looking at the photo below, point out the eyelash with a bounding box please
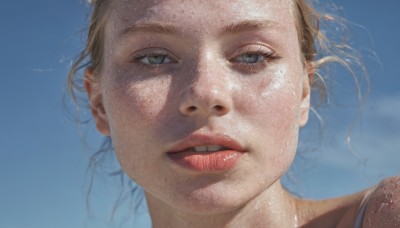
[131,50,177,67]
[130,48,281,73]
[230,50,281,73]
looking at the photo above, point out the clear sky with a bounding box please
[1,1,399,228]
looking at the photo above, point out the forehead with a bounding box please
[108,0,297,36]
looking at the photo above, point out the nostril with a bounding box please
[213,105,224,112]
[187,106,197,112]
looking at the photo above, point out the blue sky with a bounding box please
[0,1,399,228]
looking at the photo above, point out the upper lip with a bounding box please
[167,133,246,153]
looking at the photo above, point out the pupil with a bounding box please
[149,55,165,64]
[243,54,259,63]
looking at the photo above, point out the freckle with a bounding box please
[378,202,389,212]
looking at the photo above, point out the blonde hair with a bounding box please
[67,0,368,220]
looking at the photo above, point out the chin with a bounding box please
[179,193,248,215]
[167,178,263,215]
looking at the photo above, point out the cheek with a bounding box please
[100,75,173,175]
[236,67,302,168]
[238,67,302,131]
[104,76,172,130]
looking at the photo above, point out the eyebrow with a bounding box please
[220,20,280,36]
[120,23,178,37]
[119,20,279,37]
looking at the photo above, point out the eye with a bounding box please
[232,53,266,64]
[136,54,174,65]
[229,46,281,74]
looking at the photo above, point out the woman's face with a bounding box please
[90,0,311,213]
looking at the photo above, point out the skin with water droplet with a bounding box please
[95,1,305,227]
[86,0,400,227]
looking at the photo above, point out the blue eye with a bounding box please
[229,50,281,73]
[233,53,265,64]
[136,54,173,65]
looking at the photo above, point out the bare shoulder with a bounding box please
[297,177,400,228]
[362,176,400,228]
[297,190,367,228]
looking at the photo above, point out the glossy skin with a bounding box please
[85,0,400,227]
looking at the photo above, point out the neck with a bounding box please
[146,181,299,228]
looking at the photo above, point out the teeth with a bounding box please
[194,146,207,152]
[208,145,223,152]
[193,145,224,152]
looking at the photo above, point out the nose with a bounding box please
[179,65,232,117]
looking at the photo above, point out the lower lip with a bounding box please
[168,150,243,172]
